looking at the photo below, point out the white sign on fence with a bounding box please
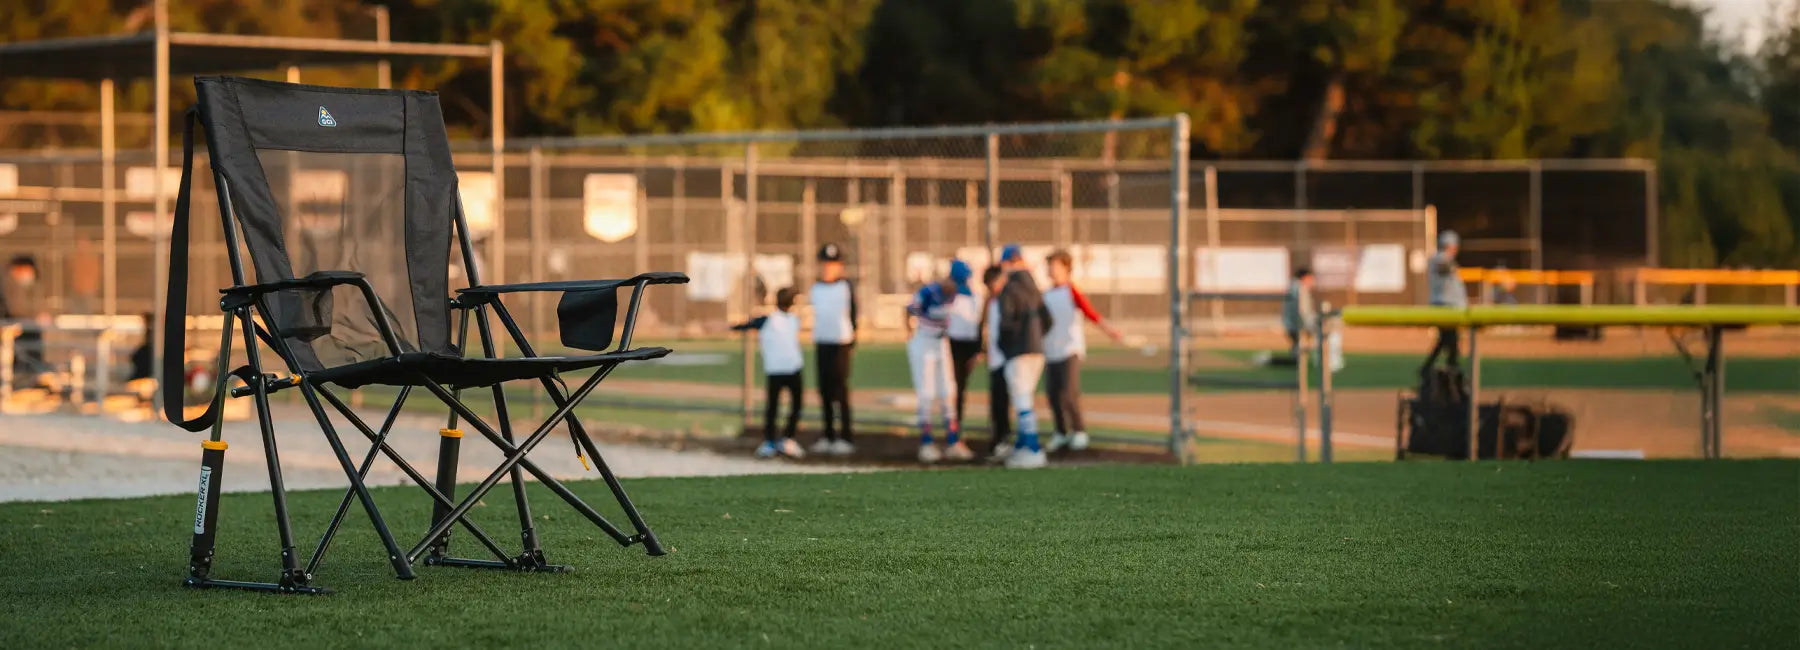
[0,164,16,196]
[456,171,496,237]
[1354,244,1409,293]
[686,252,796,302]
[125,210,171,238]
[125,167,181,200]
[582,173,639,243]
[1195,247,1290,293]
[1076,244,1167,295]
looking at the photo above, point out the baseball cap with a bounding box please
[1000,243,1023,262]
[818,243,843,262]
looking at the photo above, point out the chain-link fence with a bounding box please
[2,117,1672,457]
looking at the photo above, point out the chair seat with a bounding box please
[310,348,671,389]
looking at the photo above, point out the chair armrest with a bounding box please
[455,272,689,303]
[220,270,367,308]
[219,270,404,356]
[455,272,687,352]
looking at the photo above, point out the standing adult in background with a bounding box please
[1421,231,1468,371]
[808,243,858,456]
[1264,267,1317,368]
[994,244,1054,469]
[0,255,50,386]
[943,259,983,434]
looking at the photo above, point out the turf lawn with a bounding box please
[1,461,1793,648]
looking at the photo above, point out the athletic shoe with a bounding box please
[944,441,975,461]
[829,439,856,456]
[1252,350,1273,366]
[809,438,835,455]
[1047,433,1072,452]
[1069,432,1090,451]
[778,438,806,459]
[989,444,1013,462]
[1005,448,1048,469]
[754,441,780,459]
[917,444,943,464]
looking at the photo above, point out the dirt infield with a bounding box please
[1085,389,1800,459]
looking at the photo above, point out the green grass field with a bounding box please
[2,461,1793,648]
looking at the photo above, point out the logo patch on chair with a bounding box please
[317,106,337,127]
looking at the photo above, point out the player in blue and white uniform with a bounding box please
[906,273,973,463]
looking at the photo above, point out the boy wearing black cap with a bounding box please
[808,243,858,456]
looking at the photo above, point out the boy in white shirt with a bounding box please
[1042,249,1126,453]
[808,243,858,456]
[731,287,805,459]
[943,260,984,435]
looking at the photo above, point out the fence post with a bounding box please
[527,146,546,338]
[985,132,1000,265]
[741,143,759,429]
[1204,166,1221,329]
[1318,315,1334,463]
[802,178,817,288]
[888,160,906,291]
[1168,114,1191,461]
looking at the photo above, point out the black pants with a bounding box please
[814,342,854,441]
[10,330,45,387]
[1268,330,1302,367]
[762,372,802,442]
[1046,357,1085,435]
[986,366,1011,453]
[948,339,982,430]
[1422,326,1461,371]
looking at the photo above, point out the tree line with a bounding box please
[3,0,1796,267]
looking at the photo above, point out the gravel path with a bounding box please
[0,408,862,503]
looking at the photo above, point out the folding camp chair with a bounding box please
[164,76,684,594]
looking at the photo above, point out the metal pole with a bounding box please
[1467,326,1480,462]
[1644,165,1659,267]
[1204,166,1221,329]
[1106,169,1122,320]
[373,5,392,89]
[1295,325,1309,463]
[801,178,817,285]
[1707,326,1724,459]
[1529,161,1543,303]
[150,0,170,417]
[490,41,507,285]
[985,132,999,265]
[1167,114,1190,460]
[1318,316,1334,463]
[741,143,758,428]
[100,78,116,319]
[527,146,545,337]
[888,161,905,291]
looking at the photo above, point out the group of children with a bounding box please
[736,242,1122,470]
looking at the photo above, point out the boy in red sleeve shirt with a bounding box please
[1041,250,1125,452]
